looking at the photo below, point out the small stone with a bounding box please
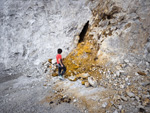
[119,70,125,75]
[124,59,129,63]
[121,109,125,113]
[132,102,136,105]
[109,80,112,83]
[146,62,149,66]
[47,83,51,86]
[81,81,85,85]
[63,95,67,98]
[43,61,50,66]
[118,105,122,110]
[127,82,131,85]
[125,78,128,81]
[137,71,146,76]
[128,63,133,67]
[135,72,139,76]
[27,75,32,77]
[43,84,47,86]
[145,68,150,75]
[141,82,150,86]
[76,73,90,79]
[120,85,125,89]
[88,76,97,87]
[102,102,107,108]
[68,76,77,81]
[116,71,120,76]
[52,72,58,77]
[85,82,90,88]
[135,96,140,101]
[48,59,52,63]
[126,92,135,97]
[137,105,144,109]
[113,95,121,100]
[73,99,77,103]
[121,96,128,101]
[114,74,117,77]
[122,64,127,68]
[116,65,122,70]
[111,101,114,104]
[142,98,150,106]
[113,110,118,113]
[52,59,56,64]
[84,110,87,113]
[131,98,135,101]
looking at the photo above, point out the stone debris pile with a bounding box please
[44,57,150,112]
[98,62,150,112]
[43,0,150,112]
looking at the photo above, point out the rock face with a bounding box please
[0,0,93,77]
[0,0,150,79]
[91,0,150,71]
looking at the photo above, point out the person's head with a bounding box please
[57,48,62,54]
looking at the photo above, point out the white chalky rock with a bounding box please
[125,78,128,81]
[124,60,129,63]
[116,71,120,76]
[120,85,125,89]
[76,73,90,78]
[102,102,107,108]
[73,99,77,103]
[119,70,125,75]
[135,72,139,76]
[88,76,97,87]
[118,105,122,110]
[121,96,128,101]
[146,62,149,66]
[85,82,90,88]
[52,59,57,65]
[113,110,118,113]
[126,92,135,97]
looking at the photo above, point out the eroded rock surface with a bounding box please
[0,0,94,78]
[0,0,150,113]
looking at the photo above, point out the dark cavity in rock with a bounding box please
[79,21,89,43]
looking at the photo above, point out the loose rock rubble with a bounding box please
[1,0,150,112]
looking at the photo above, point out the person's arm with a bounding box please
[58,58,63,67]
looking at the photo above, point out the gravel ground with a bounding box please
[0,75,82,113]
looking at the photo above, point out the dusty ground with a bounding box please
[45,75,118,113]
[0,75,82,113]
[1,72,149,113]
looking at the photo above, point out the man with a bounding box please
[56,48,66,80]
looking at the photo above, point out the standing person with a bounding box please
[56,48,66,80]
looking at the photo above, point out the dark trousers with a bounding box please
[58,64,66,76]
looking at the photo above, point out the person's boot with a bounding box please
[59,75,64,80]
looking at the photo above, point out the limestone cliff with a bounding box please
[1,0,150,112]
[63,0,150,79]
[0,0,150,79]
[92,0,150,72]
[0,0,94,77]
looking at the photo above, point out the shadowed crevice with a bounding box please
[79,21,89,43]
